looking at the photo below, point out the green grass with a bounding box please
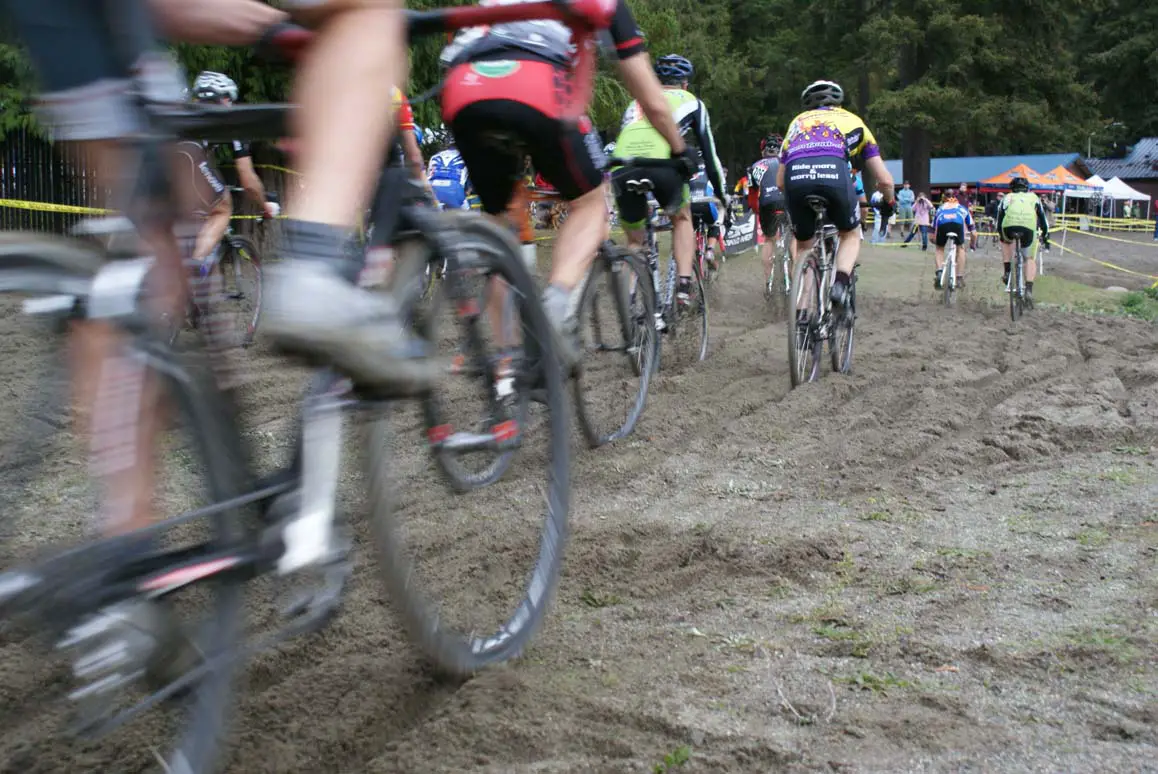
[653,746,692,773]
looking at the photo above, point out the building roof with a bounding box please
[1086,138,1158,180]
[884,153,1082,187]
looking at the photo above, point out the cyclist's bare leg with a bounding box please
[761,238,775,285]
[934,244,945,272]
[1001,238,1014,280]
[957,243,967,277]
[546,182,612,291]
[670,206,695,278]
[1024,240,1037,283]
[834,228,860,276]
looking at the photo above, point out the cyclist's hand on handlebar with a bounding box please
[672,147,699,181]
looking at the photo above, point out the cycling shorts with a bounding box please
[1000,226,1035,248]
[783,157,859,241]
[442,58,605,213]
[934,221,965,248]
[758,205,786,238]
[691,201,720,238]
[4,2,183,140]
[612,166,687,230]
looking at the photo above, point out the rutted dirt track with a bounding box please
[1,243,1156,773]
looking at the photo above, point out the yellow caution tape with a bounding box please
[0,198,113,215]
[1059,226,1158,249]
[1051,240,1158,287]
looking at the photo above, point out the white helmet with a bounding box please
[192,71,239,103]
[801,80,844,109]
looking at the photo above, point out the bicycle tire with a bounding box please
[219,235,263,347]
[574,245,658,448]
[669,259,709,365]
[1010,247,1023,322]
[788,250,822,388]
[0,233,250,774]
[943,244,955,307]
[831,268,856,375]
[367,212,571,677]
[766,221,791,320]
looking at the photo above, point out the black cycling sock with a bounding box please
[835,270,851,287]
[678,276,692,293]
[1026,281,1034,291]
[282,218,361,282]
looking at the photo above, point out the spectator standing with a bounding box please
[957,182,979,250]
[903,192,933,250]
[897,181,915,231]
[870,190,884,243]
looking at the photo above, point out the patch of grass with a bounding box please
[1120,291,1158,321]
[579,589,623,608]
[813,624,872,657]
[1099,468,1139,484]
[1006,512,1048,534]
[787,598,848,626]
[858,511,893,523]
[1113,445,1151,456]
[653,746,692,773]
[1061,628,1140,664]
[834,671,915,695]
[882,575,940,596]
[935,547,991,561]
[1074,528,1111,548]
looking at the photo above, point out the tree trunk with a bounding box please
[902,127,931,195]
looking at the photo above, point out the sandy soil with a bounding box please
[0,240,1155,773]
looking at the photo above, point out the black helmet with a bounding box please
[801,80,844,109]
[1010,176,1029,192]
[655,54,694,85]
[760,132,784,154]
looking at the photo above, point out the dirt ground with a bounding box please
[0,238,1155,773]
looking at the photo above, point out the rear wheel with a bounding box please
[216,236,262,348]
[942,246,955,307]
[1010,249,1023,322]
[574,245,659,448]
[831,267,856,374]
[788,251,822,387]
[669,259,709,365]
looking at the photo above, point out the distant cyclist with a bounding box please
[998,176,1051,302]
[749,132,791,291]
[932,193,973,289]
[427,136,472,211]
[689,163,726,274]
[778,79,895,316]
[614,53,728,312]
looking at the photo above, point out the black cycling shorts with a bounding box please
[758,201,786,237]
[449,99,604,215]
[1000,226,1035,248]
[934,222,966,248]
[783,157,859,241]
[691,202,720,238]
[613,166,686,229]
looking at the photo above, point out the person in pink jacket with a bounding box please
[902,192,934,250]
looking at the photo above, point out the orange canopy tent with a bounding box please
[1044,165,1098,189]
[978,163,1062,192]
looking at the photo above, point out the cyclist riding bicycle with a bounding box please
[689,163,726,273]
[185,72,278,262]
[438,4,695,367]
[613,54,729,311]
[427,135,472,211]
[998,176,1051,301]
[777,79,895,314]
[932,193,973,289]
[749,132,792,289]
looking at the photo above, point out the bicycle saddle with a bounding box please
[626,179,655,194]
[804,195,828,213]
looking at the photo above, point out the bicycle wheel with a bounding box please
[943,248,955,307]
[216,235,262,347]
[0,234,250,774]
[669,259,709,365]
[1010,248,1023,322]
[391,221,528,493]
[367,212,571,676]
[831,267,856,375]
[788,251,822,388]
[574,245,659,448]
[766,221,791,320]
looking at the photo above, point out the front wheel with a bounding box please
[668,259,709,366]
[1009,250,1023,322]
[216,236,263,348]
[574,246,659,448]
[367,212,571,677]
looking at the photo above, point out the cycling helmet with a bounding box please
[801,80,844,109]
[760,132,784,154]
[655,55,694,85]
[192,71,238,103]
[1010,176,1029,192]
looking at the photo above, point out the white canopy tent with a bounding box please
[1060,174,1104,199]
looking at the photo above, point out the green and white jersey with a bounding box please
[615,87,726,198]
